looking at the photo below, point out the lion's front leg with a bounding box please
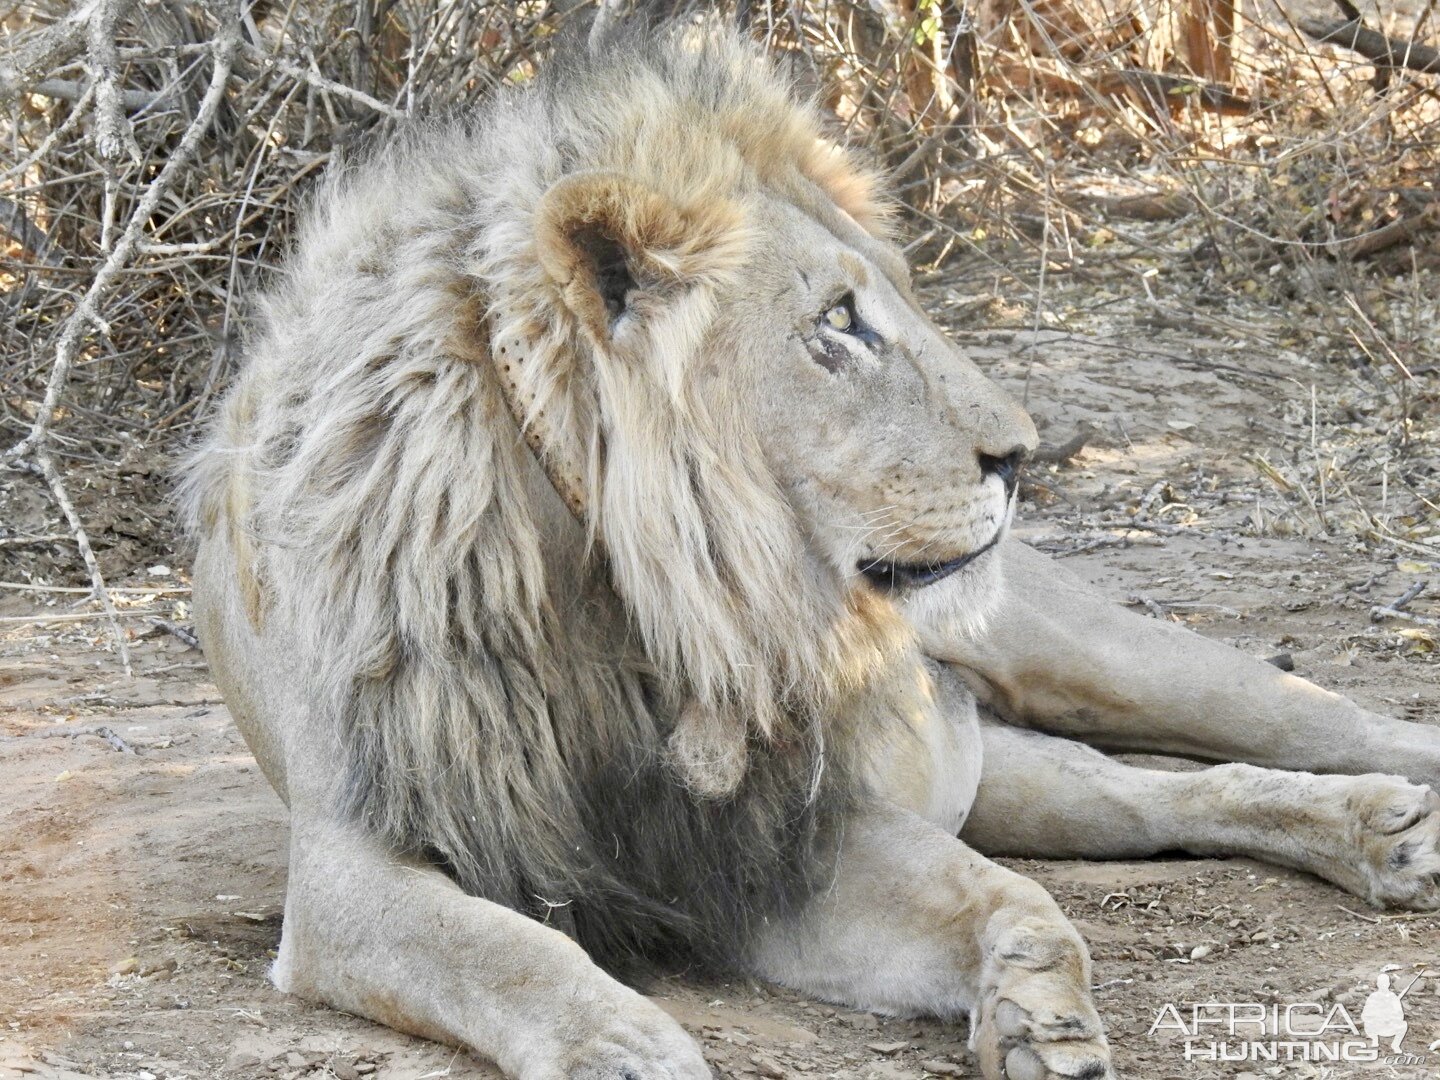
[277,814,709,1080]
[747,804,1114,1080]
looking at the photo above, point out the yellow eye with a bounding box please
[823,302,853,332]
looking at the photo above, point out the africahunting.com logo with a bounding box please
[1148,971,1438,1067]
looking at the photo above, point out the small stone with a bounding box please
[285,1051,307,1069]
[867,1042,909,1055]
[332,1061,360,1080]
[1190,944,1213,962]
[919,1061,965,1077]
[751,1054,786,1078]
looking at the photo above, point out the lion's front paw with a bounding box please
[973,921,1115,1080]
[1349,778,1440,910]
[522,991,710,1080]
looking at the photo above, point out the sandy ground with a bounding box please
[3,312,1439,1080]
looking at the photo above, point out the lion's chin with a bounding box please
[856,528,1004,593]
[888,536,1007,647]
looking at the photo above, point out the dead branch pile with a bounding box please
[2,0,1438,630]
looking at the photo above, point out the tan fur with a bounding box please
[183,18,1440,1080]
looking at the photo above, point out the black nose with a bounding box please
[978,446,1027,496]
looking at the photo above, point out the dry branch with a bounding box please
[28,78,156,109]
[0,0,138,104]
[1298,16,1440,75]
[1097,68,1261,115]
[26,453,132,677]
[238,41,406,119]
[87,0,141,165]
[1033,430,1091,464]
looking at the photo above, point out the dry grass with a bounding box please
[1,0,1437,608]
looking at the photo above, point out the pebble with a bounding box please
[751,1054,787,1078]
[918,1061,965,1077]
[867,1041,908,1055]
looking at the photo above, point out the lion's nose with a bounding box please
[978,445,1027,496]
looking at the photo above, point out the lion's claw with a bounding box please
[982,996,1113,1080]
[1348,778,1440,909]
[523,992,711,1080]
[974,921,1115,1080]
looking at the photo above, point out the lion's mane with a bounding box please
[183,21,921,966]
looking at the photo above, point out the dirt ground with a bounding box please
[3,302,1440,1080]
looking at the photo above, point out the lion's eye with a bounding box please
[822,296,856,333]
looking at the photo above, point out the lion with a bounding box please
[182,14,1440,1080]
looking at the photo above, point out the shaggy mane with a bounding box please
[182,18,919,967]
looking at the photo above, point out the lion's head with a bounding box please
[474,23,1037,762]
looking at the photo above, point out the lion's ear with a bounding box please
[534,172,745,342]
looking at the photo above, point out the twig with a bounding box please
[1030,533,1167,556]
[1373,580,1427,617]
[239,41,405,119]
[1337,904,1384,924]
[1127,593,1174,619]
[1371,607,1440,629]
[1371,581,1434,626]
[1338,904,1438,923]
[0,198,57,263]
[0,582,189,595]
[1032,429,1090,464]
[42,724,138,754]
[149,618,201,650]
[0,6,239,676]
[30,453,132,677]
[589,0,633,52]
[28,78,156,109]
[0,609,162,626]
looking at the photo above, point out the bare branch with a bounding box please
[239,40,406,119]
[0,0,138,104]
[87,0,141,165]
[25,453,133,678]
[27,77,155,109]
[1299,16,1440,74]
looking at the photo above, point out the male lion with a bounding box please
[184,15,1440,1080]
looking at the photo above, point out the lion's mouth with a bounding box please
[857,529,1003,592]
